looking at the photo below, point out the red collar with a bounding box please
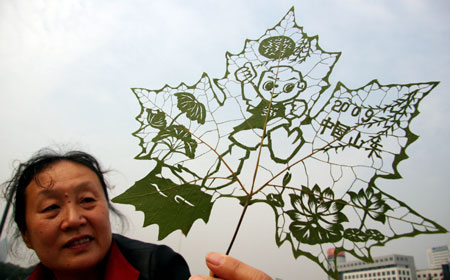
[104,240,140,279]
[28,240,140,280]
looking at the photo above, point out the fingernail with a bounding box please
[206,252,225,266]
[189,277,203,280]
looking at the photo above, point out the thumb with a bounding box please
[205,252,272,280]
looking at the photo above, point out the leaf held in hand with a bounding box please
[114,6,446,279]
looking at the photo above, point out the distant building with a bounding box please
[327,248,346,280]
[327,248,346,264]
[427,245,450,269]
[416,245,450,280]
[416,267,445,280]
[337,254,417,280]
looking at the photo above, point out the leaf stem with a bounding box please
[225,194,252,255]
[228,23,291,255]
[249,46,284,194]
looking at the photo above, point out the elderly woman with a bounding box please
[3,149,271,280]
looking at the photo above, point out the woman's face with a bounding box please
[22,160,112,274]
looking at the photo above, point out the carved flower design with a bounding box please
[175,92,206,124]
[348,186,391,223]
[152,125,197,159]
[287,185,348,245]
[343,228,385,242]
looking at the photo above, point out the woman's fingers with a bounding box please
[190,252,272,280]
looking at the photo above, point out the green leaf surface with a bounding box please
[112,163,213,240]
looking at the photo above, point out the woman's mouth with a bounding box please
[64,237,93,248]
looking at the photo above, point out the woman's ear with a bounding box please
[21,231,33,249]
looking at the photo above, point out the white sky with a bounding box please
[0,0,449,279]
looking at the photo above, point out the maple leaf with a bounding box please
[113,7,447,279]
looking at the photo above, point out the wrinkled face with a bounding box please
[22,161,112,274]
[257,66,306,102]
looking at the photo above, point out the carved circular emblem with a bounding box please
[259,35,296,59]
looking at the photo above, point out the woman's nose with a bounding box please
[60,204,87,231]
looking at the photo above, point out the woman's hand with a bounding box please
[189,252,272,280]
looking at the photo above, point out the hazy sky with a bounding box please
[0,0,449,279]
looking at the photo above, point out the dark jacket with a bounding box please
[27,234,191,280]
[113,234,191,280]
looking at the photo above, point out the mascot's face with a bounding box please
[257,66,307,102]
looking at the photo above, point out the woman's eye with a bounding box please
[263,81,274,91]
[81,197,96,204]
[42,204,59,212]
